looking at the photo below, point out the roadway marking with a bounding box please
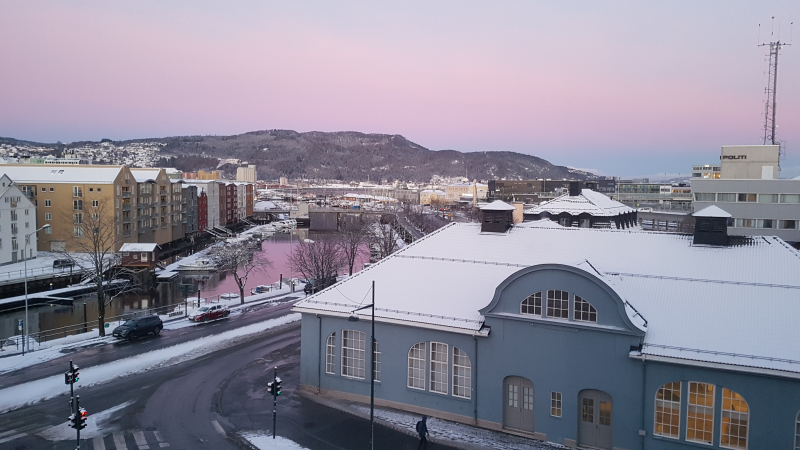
[152,431,169,447]
[0,429,20,438]
[113,432,128,450]
[92,435,106,450]
[133,430,149,449]
[211,420,226,436]
[0,432,26,444]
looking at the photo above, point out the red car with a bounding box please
[188,305,230,322]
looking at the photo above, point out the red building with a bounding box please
[118,243,161,269]
[197,190,208,232]
[218,183,227,228]
[245,184,254,217]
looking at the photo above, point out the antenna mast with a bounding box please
[759,17,790,147]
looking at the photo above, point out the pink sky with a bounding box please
[1,1,798,177]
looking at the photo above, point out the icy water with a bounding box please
[0,229,369,339]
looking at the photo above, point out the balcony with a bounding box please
[139,227,146,234]
[123,217,131,223]
[122,204,131,211]
[122,191,131,198]
[123,231,131,237]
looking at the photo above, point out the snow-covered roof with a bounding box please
[294,222,800,376]
[129,168,162,183]
[479,200,516,211]
[693,205,732,218]
[119,243,160,252]
[448,182,488,187]
[3,165,123,184]
[525,189,634,217]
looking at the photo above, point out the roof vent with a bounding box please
[692,205,731,246]
[568,181,581,196]
[479,200,515,233]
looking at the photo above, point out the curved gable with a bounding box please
[480,263,645,335]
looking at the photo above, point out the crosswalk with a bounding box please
[92,429,170,449]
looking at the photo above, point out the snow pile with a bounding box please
[240,432,310,449]
[0,314,300,413]
[352,406,566,450]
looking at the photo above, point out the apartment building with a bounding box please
[184,181,220,230]
[236,164,257,183]
[0,174,38,264]
[5,165,134,252]
[445,181,488,203]
[129,168,183,246]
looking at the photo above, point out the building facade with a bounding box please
[445,181,488,203]
[719,145,780,180]
[692,164,721,179]
[0,174,38,264]
[294,218,800,450]
[236,164,257,183]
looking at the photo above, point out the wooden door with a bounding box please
[503,376,535,433]
[578,389,613,450]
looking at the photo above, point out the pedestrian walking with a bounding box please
[416,415,428,450]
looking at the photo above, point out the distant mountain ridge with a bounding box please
[1,130,595,183]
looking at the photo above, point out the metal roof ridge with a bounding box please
[642,342,800,367]
[611,271,800,289]
[394,254,528,268]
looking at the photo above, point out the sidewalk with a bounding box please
[297,391,567,450]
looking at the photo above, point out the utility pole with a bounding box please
[759,18,791,148]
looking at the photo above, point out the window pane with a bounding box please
[582,398,594,422]
[547,290,569,319]
[686,382,714,445]
[325,332,336,374]
[551,391,562,417]
[718,193,736,202]
[341,330,365,379]
[720,388,748,450]
[655,382,681,439]
[758,194,778,203]
[430,342,448,394]
[521,292,542,315]
[781,194,800,204]
[407,343,426,389]
[781,220,798,230]
[695,193,715,201]
[452,347,471,399]
[373,340,381,382]
[508,384,518,407]
[574,296,597,322]
[600,401,612,426]
[737,193,757,202]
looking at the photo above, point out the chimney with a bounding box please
[479,201,515,233]
[692,206,731,246]
[568,181,581,197]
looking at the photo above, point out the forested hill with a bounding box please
[1,130,595,182]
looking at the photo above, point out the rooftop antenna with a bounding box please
[759,17,791,149]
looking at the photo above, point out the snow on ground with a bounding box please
[352,405,567,450]
[37,401,133,440]
[0,313,300,413]
[239,432,310,450]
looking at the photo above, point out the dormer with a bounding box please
[692,205,731,246]
[479,200,515,233]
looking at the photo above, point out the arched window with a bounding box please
[521,292,542,315]
[452,347,471,399]
[574,296,597,323]
[430,342,449,394]
[795,412,800,450]
[408,343,426,390]
[325,332,336,374]
[341,330,365,379]
[721,388,749,449]
[654,382,681,439]
[686,382,714,445]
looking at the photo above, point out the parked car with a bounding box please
[188,305,230,322]
[52,259,74,269]
[112,315,163,340]
[303,276,338,295]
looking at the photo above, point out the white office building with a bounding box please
[0,174,39,264]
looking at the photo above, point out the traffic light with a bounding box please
[266,381,273,395]
[65,371,72,385]
[77,408,88,429]
[274,377,282,396]
[64,365,80,384]
[72,366,80,383]
[68,413,77,429]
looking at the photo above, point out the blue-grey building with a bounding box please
[293,204,800,450]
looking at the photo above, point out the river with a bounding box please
[0,229,369,340]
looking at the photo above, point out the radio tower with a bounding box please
[759,18,790,146]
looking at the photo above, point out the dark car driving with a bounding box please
[112,315,163,340]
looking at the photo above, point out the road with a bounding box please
[0,297,456,450]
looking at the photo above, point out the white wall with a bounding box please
[0,176,38,265]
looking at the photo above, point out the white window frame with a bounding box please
[45,199,51,207]
[407,342,426,390]
[325,332,336,375]
[794,412,800,450]
[45,213,51,221]
[452,347,471,399]
[574,295,597,323]
[551,391,562,417]
[429,342,448,395]
[686,381,715,445]
[546,290,569,319]
[340,330,365,380]
[373,340,381,382]
[654,382,681,439]
[720,388,749,450]
[521,292,542,316]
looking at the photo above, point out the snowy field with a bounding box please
[0,313,300,413]
[240,432,310,450]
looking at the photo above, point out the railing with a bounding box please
[639,219,694,233]
[0,264,80,282]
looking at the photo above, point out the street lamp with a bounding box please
[23,224,51,355]
[348,280,375,450]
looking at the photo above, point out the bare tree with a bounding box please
[287,236,344,288]
[62,198,139,336]
[335,220,370,276]
[207,240,270,304]
[369,214,402,261]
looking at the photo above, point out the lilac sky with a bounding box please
[1,1,799,178]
